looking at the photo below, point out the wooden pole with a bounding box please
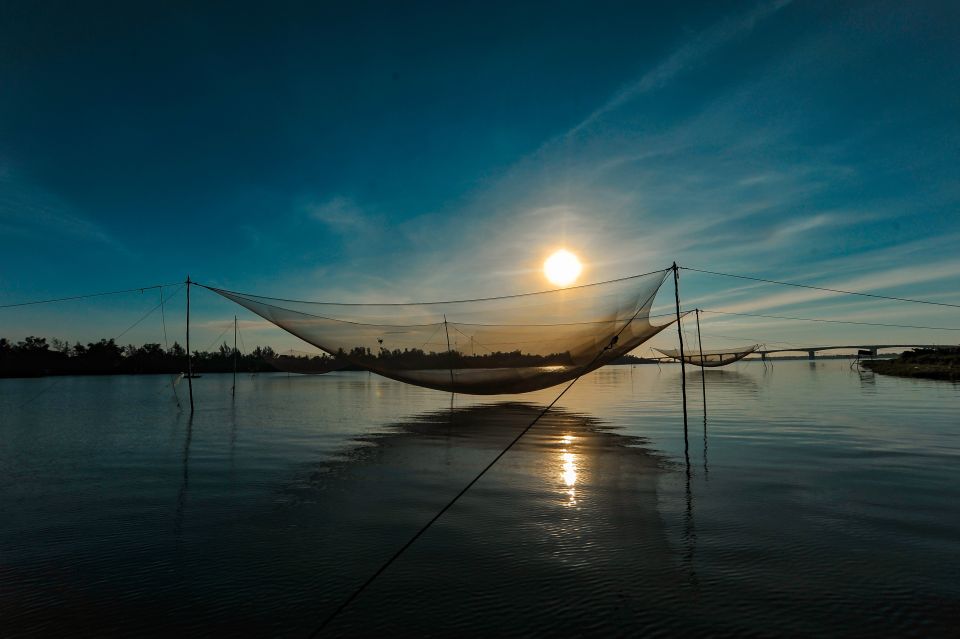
[443,315,455,394]
[695,308,707,418]
[672,263,688,459]
[232,315,237,398]
[695,308,709,475]
[186,276,194,414]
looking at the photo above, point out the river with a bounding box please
[1,361,958,636]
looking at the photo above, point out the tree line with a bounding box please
[323,346,652,370]
[0,336,655,378]
[0,336,291,378]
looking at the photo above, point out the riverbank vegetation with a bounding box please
[0,336,287,377]
[862,348,960,381]
[0,336,655,378]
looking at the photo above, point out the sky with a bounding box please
[1,0,959,355]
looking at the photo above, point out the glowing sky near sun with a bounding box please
[544,250,583,287]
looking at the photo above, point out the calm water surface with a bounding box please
[1,362,958,636]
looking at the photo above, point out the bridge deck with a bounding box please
[757,344,949,355]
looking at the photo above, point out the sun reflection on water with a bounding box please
[558,434,578,506]
[561,452,577,487]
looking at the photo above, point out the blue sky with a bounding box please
[1,0,958,353]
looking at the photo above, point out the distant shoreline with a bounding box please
[862,348,960,382]
[0,355,899,380]
[3,335,931,380]
[863,360,959,381]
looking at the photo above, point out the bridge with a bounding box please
[648,344,957,363]
[756,345,950,360]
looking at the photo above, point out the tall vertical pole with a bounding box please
[232,315,238,398]
[443,315,455,394]
[695,308,708,476]
[186,276,195,414]
[695,309,707,417]
[672,263,688,459]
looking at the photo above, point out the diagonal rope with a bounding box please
[413,322,444,353]
[17,285,185,409]
[201,323,234,354]
[681,266,960,309]
[307,272,674,637]
[237,323,248,355]
[115,285,186,341]
[450,323,497,356]
[159,286,182,409]
[0,283,180,309]
[701,308,960,331]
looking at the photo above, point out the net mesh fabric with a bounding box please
[267,350,344,375]
[656,345,759,367]
[203,268,672,394]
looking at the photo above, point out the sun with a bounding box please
[544,249,582,286]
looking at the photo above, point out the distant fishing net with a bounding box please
[200,267,672,394]
[656,345,759,368]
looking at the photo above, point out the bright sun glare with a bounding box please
[544,249,582,286]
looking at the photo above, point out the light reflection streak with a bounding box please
[559,433,578,506]
[562,452,577,487]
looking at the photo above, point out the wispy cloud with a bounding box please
[0,173,132,255]
[250,1,814,307]
[242,0,958,361]
[567,0,794,138]
[306,195,373,233]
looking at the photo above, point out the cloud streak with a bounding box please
[194,2,957,354]
[306,196,372,233]
[0,173,132,256]
[567,0,794,138]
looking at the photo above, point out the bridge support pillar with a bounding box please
[870,347,878,357]
[807,350,816,360]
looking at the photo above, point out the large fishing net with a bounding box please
[200,268,673,394]
[655,345,759,367]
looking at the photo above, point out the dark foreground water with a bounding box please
[1,362,958,637]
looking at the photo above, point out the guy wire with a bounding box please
[159,286,182,409]
[17,285,185,409]
[701,308,960,331]
[0,283,180,309]
[306,270,672,637]
[681,266,960,309]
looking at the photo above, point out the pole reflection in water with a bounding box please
[683,461,699,594]
[174,413,193,540]
[173,412,193,584]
